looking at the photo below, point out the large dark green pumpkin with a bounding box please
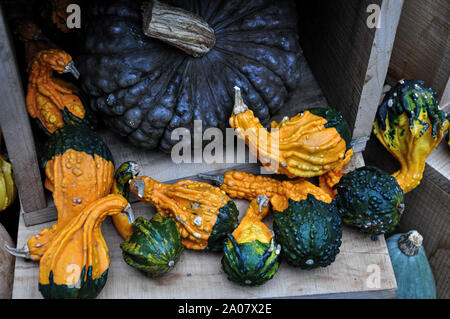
[273,195,342,269]
[221,235,280,286]
[334,166,404,236]
[120,214,184,278]
[77,0,302,151]
[387,231,436,299]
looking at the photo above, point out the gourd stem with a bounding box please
[141,0,216,58]
[233,86,249,115]
[398,230,423,256]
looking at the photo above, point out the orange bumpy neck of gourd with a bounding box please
[220,170,332,211]
[26,150,114,261]
[39,194,130,286]
[26,49,85,134]
[130,177,230,250]
[229,87,347,178]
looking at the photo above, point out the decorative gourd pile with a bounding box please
[6,1,443,299]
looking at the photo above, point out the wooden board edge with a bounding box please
[0,4,47,213]
[352,0,405,147]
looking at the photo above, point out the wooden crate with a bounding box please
[0,1,405,298]
[364,0,450,299]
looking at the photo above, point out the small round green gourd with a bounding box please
[120,214,184,278]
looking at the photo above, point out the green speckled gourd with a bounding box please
[335,166,404,236]
[373,79,449,193]
[387,231,436,299]
[120,214,184,278]
[273,194,342,269]
[222,195,281,286]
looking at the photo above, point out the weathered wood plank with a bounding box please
[12,198,397,299]
[352,0,404,150]
[387,0,450,99]
[0,4,46,213]
[297,0,403,152]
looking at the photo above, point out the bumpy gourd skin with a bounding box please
[77,0,302,151]
[273,195,342,269]
[373,79,449,193]
[130,177,239,251]
[219,170,332,211]
[26,124,114,261]
[318,148,354,198]
[230,87,352,178]
[222,196,281,286]
[38,194,132,299]
[26,49,91,135]
[121,214,184,278]
[335,166,404,236]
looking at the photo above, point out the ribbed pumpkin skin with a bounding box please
[77,0,302,151]
[222,237,280,286]
[335,166,404,235]
[387,233,436,299]
[273,195,342,269]
[121,215,184,278]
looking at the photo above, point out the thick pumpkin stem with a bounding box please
[141,0,216,57]
[398,230,423,256]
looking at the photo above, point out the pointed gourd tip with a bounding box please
[129,161,141,177]
[63,61,80,79]
[256,194,269,212]
[4,244,31,259]
[197,173,224,186]
[132,178,146,198]
[123,203,135,224]
[233,86,248,115]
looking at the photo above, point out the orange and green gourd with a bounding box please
[7,124,115,261]
[38,194,134,299]
[26,49,91,135]
[199,170,332,212]
[373,79,449,193]
[229,86,353,179]
[0,128,17,212]
[222,195,281,286]
[130,176,239,251]
[120,214,184,278]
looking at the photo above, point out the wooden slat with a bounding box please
[386,0,450,99]
[297,0,403,152]
[0,4,46,213]
[352,0,404,149]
